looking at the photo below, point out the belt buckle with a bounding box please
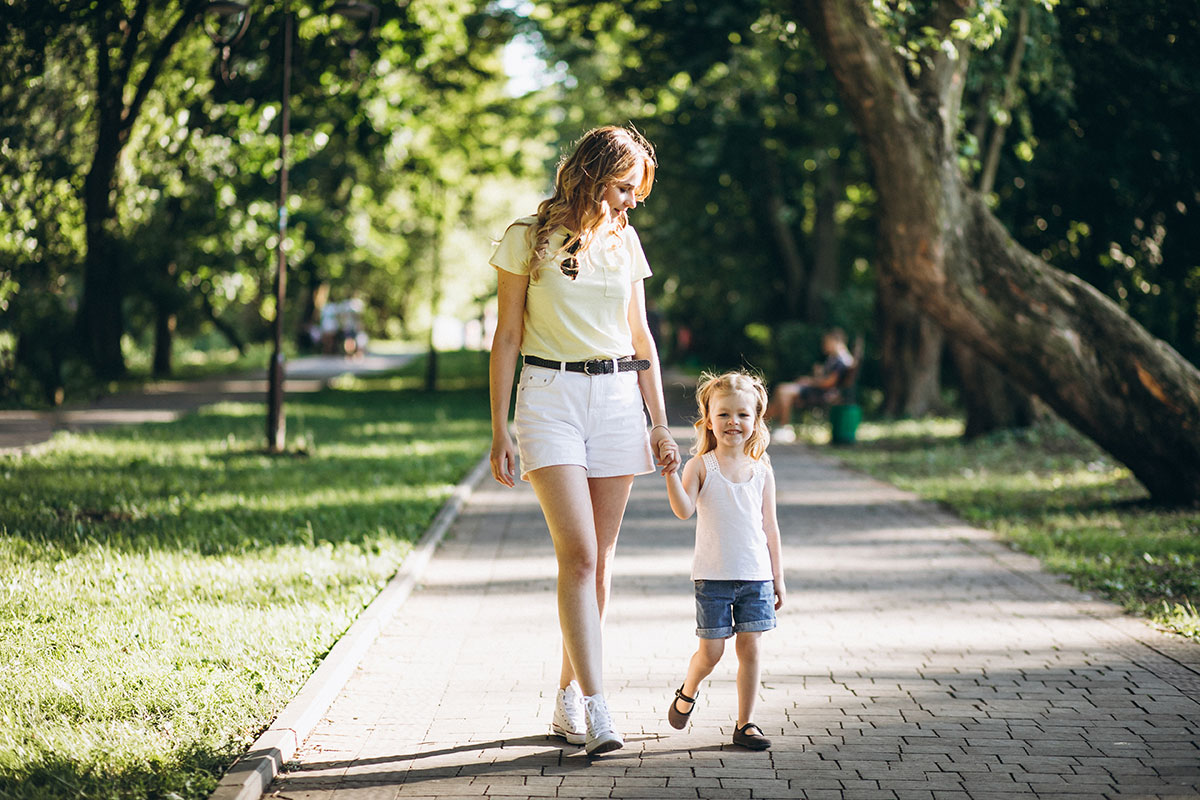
[582,358,608,376]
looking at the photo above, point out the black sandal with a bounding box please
[732,722,772,750]
[667,684,697,730]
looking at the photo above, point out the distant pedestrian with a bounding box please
[766,327,855,441]
[488,125,681,755]
[663,371,785,750]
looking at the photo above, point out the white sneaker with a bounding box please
[771,426,796,444]
[582,693,624,755]
[551,681,586,745]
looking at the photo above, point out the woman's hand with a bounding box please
[651,426,681,475]
[491,430,517,487]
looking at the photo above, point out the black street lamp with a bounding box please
[204,0,376,453]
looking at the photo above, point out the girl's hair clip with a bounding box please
[561,238,581,280]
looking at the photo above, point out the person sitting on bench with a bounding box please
[766,328,856,441]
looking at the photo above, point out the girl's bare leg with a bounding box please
[674,638,725,713]
[558,475,634,689]
[734,632,763,726]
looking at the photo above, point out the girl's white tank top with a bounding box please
[692,451,773,581]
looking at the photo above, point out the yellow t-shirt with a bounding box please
[490,216,653,362]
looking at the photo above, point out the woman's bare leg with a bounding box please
[528,465,606,695]
[558,475,634,689]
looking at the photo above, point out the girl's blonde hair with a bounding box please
[530,126,656,276]
[692,371,771,460]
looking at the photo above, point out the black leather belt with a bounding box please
[524,355,650,375]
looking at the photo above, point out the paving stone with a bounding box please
[261,400,1200,800]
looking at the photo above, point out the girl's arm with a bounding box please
[489,268,529,487]
[666,455,703,520]
[628,279,680,474]
[762,465,786,609]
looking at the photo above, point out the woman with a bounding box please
[489,126,680,755]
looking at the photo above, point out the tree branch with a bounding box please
[93,4,116,105]
[795,0,947,294]
[122,0,206,137]
[978,2,1029,195]
[114,0,150,103]
[799,0,1200,502]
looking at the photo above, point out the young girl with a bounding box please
[664,371,785,750]
[489,126,681,755]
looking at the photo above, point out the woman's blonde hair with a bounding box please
[530,126,656,276]
[692,371,770,460]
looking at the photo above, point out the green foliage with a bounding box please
[988,1,1200,364]
[818,417,1200,642]
[0,351,491,799]
[532,1,878,379]
[1,0,547,401]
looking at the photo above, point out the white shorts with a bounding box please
[513,363,655,481]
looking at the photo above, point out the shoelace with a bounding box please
[583,695,613,733]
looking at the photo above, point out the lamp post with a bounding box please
[205,0,376,453]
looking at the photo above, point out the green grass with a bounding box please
[0,350,491,799]
[797,416,1200,642]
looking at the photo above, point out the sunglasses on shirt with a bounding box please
[561,238,581,280]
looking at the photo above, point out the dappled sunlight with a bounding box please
[857,417,966,442]
[776,481,914,505]
[187,482,450,514]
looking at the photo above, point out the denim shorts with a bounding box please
[694,579,777,639]
[513,363,655,481]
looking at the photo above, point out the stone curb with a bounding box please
[208,452,492,800]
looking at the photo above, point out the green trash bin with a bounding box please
[829,404,862,445]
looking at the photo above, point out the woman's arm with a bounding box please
[762,466,786,609]
[628,279,681,474]
[666,455,703,520]
[489,268,529,487]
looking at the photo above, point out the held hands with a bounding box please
[651,425,681,475]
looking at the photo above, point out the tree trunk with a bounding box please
[75,0,205,380]
[952,0,1036,439]
[806,160,843,324]
[878,277,945,417]
[949,340,1037,438]
[798,0,1200,503]
[78,121,127,379]
[762,148,807,317]
[153,309,176,378]
[200,290,247,355]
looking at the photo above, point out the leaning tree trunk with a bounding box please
[798,0,1200,503]
[953,0,1036,437]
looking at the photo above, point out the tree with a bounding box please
[1,4,92,401]
[993,1,1200,367]
[532,1,879,377]
[795,0,1200,503]
[2,0,543,399]
[75,0,209,379]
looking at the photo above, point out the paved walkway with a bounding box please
[267,413,1200,798]
[0,351,416,452]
